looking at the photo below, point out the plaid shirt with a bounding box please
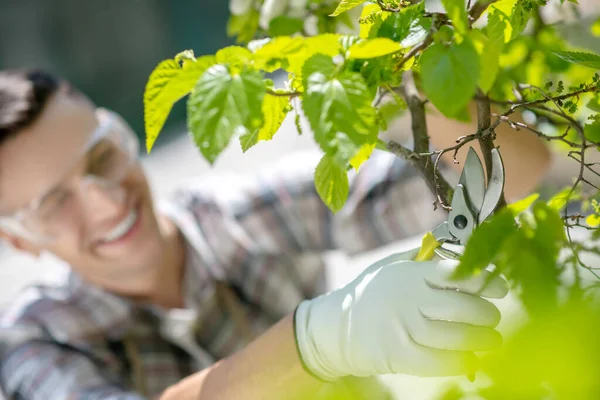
[0,150,446,400]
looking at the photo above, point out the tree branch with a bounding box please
[475,90,507,209]
[468,0,498,24]
[389,71,453,210]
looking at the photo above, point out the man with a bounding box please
[0,69,535,400]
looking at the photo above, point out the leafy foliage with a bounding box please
[144,1,600,395]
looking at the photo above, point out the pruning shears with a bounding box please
[415,147,506,262]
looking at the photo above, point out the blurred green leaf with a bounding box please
[454,209,518,279]
[187,65,265,164]
[314,154,350,213]
[585,120,600,142]
[587,96,600,112]
[376,2,430,47]
[441,0,469,34]
[348,38,402,59]
[547,186,581,211]
[470,30,501,93]
[253,36,306,72]
[216,46,253,72]
[359,3,388,38]
[227,9,260,44]
[144,55,216,153]
[552,50,600,70]
[240,94,290,152]
[269,16,305,37]
[302,54,377,151]
[509,0,532,40]
[330,0,365,16]
[586,214,600,227]
[508,193,540,215]
[421,39,480,118]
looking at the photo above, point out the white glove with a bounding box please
[294,248,509,381]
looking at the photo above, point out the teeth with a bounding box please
[102,209,138,243]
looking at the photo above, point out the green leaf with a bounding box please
[253,36,306,72]
[216,46,253,70]
[591,17,600,37]
[350,143,376,171]
[227,9,260,44]
[469,30,500,93]
[187,65,265,164]
[547,186,580,211]
[587,96,600,112]
[314,154,350,213]
[144,55,216,153]
[269,16,305,36]
[287,34,344,84]
[586,214,600,227]
[376,2,430,47]
[508,193,540,215]
[240,94,290,152]
[585,120,600,142]
[509,0,532,40]
[454,209,518,279]
[421,39,480,118]
[302,55,378,151]
[441,0,469,34]
[330,0,365,17]
[486,7,512,46]
[348,38,402,59]
[358,3,387,38]
[552,50,600,70]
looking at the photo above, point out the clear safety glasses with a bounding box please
[0,109,140,243]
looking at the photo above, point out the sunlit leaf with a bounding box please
[253,36,306,72]
[547,186,581,211]
[216,46,253,72]
[508,193,540,215]
[358,3,385,38]
[314,154,350,213]
[469,30,500,93]
[421,39,480,118]
[240,94,290,152]
[330,0,366,17]
[586,214,600,227]
[144,55,216,152]
[187,65,265,164]
[349,143,376,171]
[348,38,402,59]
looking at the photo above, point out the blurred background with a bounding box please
[0,1,599,397]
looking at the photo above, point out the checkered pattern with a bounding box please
[0,150,447,399]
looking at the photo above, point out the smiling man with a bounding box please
[0,69,545,400]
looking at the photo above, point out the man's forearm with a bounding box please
[160,314,324,400]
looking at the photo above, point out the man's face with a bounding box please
[0,90,167,295]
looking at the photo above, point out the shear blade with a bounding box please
[459,147,486,217]
[478,148,505,225]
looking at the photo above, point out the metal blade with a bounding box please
[448,184,476,246]
[478,148,505,225]
[459,147,486,217]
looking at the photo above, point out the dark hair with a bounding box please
[0,69,61,146]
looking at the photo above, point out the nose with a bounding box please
[79,178,127,223]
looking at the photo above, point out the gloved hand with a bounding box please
[294,248,509,381]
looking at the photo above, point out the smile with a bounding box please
[99,207,140,244]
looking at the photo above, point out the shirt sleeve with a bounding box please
[0,340,146,400]
[175,149,448,258]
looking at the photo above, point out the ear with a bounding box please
[0,230,42,257]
